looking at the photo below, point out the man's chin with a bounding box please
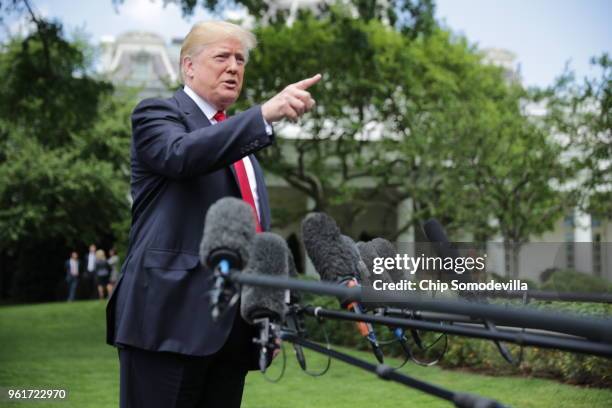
[216,94,240,110]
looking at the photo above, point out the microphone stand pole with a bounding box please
[281,332,508,408]
[300,306,612,358]
[228,272,612,342]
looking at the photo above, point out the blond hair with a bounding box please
[95,249,106,261]
[179,21,257,82]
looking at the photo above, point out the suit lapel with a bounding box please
[174,88,211,130]
[174,88,240,186]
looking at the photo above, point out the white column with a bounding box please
[396,198,414,256]
[573,208,593,274]
[605,220,612,282]
[486,237,506,278]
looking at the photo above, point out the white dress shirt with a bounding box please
[183,85,264,221]
[87,252,96,272]
[70,259,79,277]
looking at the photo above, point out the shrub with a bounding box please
[539,269,612,293]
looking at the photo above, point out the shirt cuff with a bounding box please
[262,118,273,135]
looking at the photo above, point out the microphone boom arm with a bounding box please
[281,332,508,408]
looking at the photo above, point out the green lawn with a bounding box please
[0,301,610,407]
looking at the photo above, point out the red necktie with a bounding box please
[213,111,262,232]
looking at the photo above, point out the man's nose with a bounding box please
[226,56,239,72]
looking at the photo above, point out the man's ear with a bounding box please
[183,56,194,80]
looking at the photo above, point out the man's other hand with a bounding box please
[261,74,321,123]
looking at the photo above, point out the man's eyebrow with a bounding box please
[213,49,244,56]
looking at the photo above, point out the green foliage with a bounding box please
[539,269,612,293]
[235,10,575,248]
[239,14,412,221]
[0,18,134,301]
[144,0,436,35]
[543,54,611,218]
[0,20,112,148]
[0,136,125,246]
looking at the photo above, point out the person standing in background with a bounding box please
[95,249,112,300]
[86,244,97,298]
[108,248,120,294]
[65,251,80,302]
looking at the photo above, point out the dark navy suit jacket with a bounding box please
[106,88,274,358]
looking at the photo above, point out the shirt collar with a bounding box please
[183,85,221,122]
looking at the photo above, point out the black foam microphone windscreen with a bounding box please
[301,212,358,283]
[287,249,299,279]
[422,218,460,260]
[370,238,397,260]
[341,235,370,282]
[240,232,289,325]
[370,238,405,283]
[199,197,256,270]
[356,240,392,285]
[356,241,377,278]
[423,218,480,300]
[423,224,514,362]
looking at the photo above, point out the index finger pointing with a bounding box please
[294,73,322,90]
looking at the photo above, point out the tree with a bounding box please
[108,0,579,267]
[543,54,611,219]
[0,4,134,301]
[451,102,577,278]
[112,0,435,37]
[235,13,418,233]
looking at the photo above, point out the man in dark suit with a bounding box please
[106,21,320,408]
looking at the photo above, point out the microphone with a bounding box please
[422,219,460,259]
[370,237,407,283]
[301,212,357,283]
[240,232,288,372]
[357,239,423,352]
[302,212,384,363]
[357,238,402,285]
[422,219,474,293]
[200,197,256,320]
[355,240,379,286]
[423,218,516,364]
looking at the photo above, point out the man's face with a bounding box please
[185,38,246,111]
[71,252,78,260]
[89,245,96,252]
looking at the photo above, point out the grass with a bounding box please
[0,300,610,407]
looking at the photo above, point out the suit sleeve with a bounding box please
[131,98,274,179]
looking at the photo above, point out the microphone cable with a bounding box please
[261,342,287,383]
[298,310,332,377]
[408,332,448,367]
[370,328,412,370]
